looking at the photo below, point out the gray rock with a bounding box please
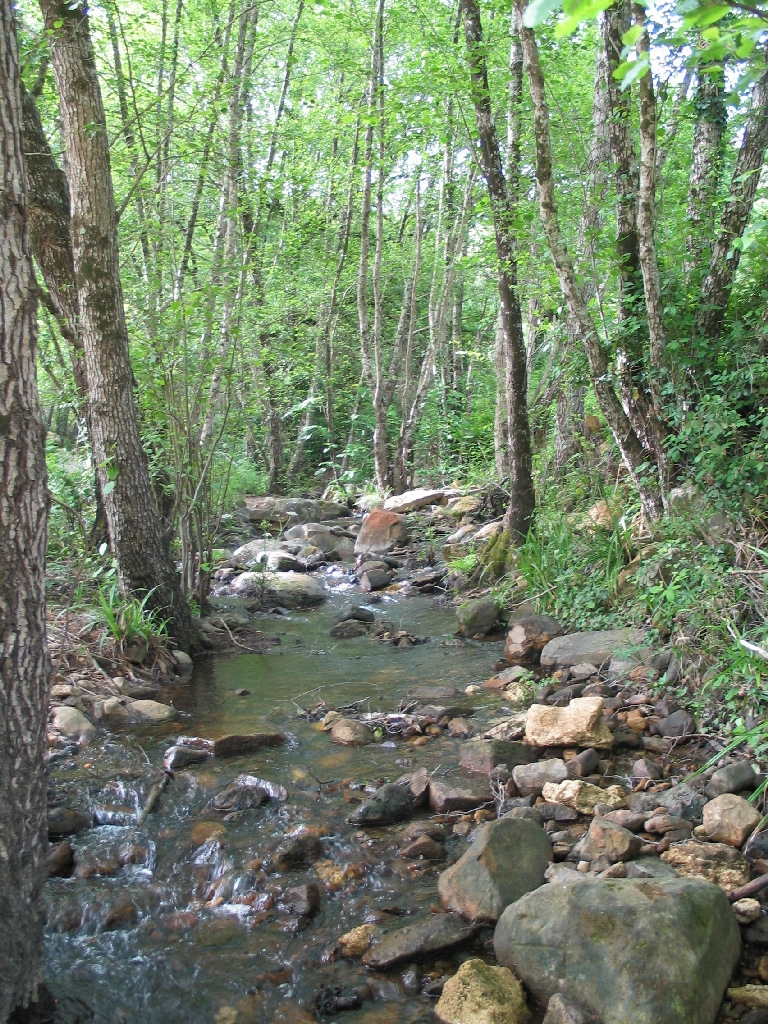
[408,685,458,701]
[242,495,347,529]
[540,629,644,672]
[460,739,537,776]
[213,724,284,757]
[574,817,642,864]
[656,709,696,738]
[129,699,176,723]
[429,777,491,813]
[438,817,551,923]
[283,522,355,560]
[263,551,306,573]
[359,567,394,592]
[624,858,679,880]
[48,805,92,838]
[513,759,568,797]
[51,706,96,744]
[273,830,323,870]
[230,570,326,608]
[543,994,599,1024]
[745,917,768,947]
[329,619,369,639]
[163,744,211,771]
[705,761,758,799]
[457,598,499,637]
[626,782,707,823]
[363,913,476,969]
[172,650,194,674]
[333,604,376,625]
[348,783,416,825]
[741,1012,768,1024]
[382,487,454,513]
[495,877,741,1024]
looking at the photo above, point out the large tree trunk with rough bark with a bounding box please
[39,0,197,651]
[462,0,535,541]
[0,1,51,1016]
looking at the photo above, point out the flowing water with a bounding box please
[45,572,512,1024]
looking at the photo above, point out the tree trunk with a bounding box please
[697,46,768,341]
[462,0,535,541]
[683,69,725,281]
[0,1,50,1015]
[515,0,664,521]
[39,0,197,651]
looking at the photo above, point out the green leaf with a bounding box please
[622,24,643,45]
[683,4,730,29]
[523,0,563,28]
[103,480,115,496]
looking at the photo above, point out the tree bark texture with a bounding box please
[515,0,664,521]
[462,0,535,541]
[697,48,768,341]
[0,0,50,1015]
[39,0,196,650]
[684,70,725,280]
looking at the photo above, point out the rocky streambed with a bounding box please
[41,495,768,1024]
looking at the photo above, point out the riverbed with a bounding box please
[44,574,510,1024]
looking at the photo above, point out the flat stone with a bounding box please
[661,839,751,890]
[495,877,741,1024]
[435,958,530,1024]
[333,604,376,625]
[702,793,761,847]
[408,685,458,701]
[542,995,595,1024]
[213,725,284,757]
[484,665,531,692]
[656,709,697,738]
[242,495,347,528]
[430,778,491,813]
[51,706,96,744]
[382,487,452,513]
[540,629,644,672]
[363,913,476,970]
[526,696,613,749]
[400,835,446,861]
[460,739,537,775]
[329,618,370,639]
[438,817,552,923]
[626,782,707,823]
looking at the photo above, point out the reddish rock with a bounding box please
[354,508,408,556]
[504,615,564,665]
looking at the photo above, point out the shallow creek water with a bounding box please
[45,573,514,1024]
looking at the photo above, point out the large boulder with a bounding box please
[438,817,551,923]
[435,959,530,1024]
[540,628,644,671]
[231,570,326,608]
[243,495,347,529]
[494,876,741,1024]
[354,508,408,556]
[525,696,614,749]
[505,615,564,665]
[457,597,499,637]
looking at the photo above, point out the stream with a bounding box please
[45,570,511,1024]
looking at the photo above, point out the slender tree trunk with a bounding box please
[39,0,197,650]
[0,1,50,1015]
[515,0,664,521]
[462,0,535,541]
[683,69,725,281]
[697,46,768,341]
